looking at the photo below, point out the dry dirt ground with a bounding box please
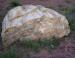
[0,0,75,58]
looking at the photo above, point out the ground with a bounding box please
[0,0,75,58]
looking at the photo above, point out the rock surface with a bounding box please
[1,5,70,47]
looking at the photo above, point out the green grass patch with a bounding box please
[20,37,60,52]
[0,48,16,58]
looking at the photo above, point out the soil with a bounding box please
[0,0,75,58]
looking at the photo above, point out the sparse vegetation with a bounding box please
[0,37,60,57]
[10,0,21,8]
[64,7,75,31]
[67,16,75,31]
[65,7,75,15]
[58,5,75,31]
[0,48,16,58]
[59,5,75,15]
[20,37,60,52]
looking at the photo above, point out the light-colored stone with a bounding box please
[1,5,70,47]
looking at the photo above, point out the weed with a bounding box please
[0,48,16,58]
[20,37,60,52]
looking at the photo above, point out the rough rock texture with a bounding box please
[1,5,70,47]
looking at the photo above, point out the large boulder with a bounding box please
[1,5,70,47]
